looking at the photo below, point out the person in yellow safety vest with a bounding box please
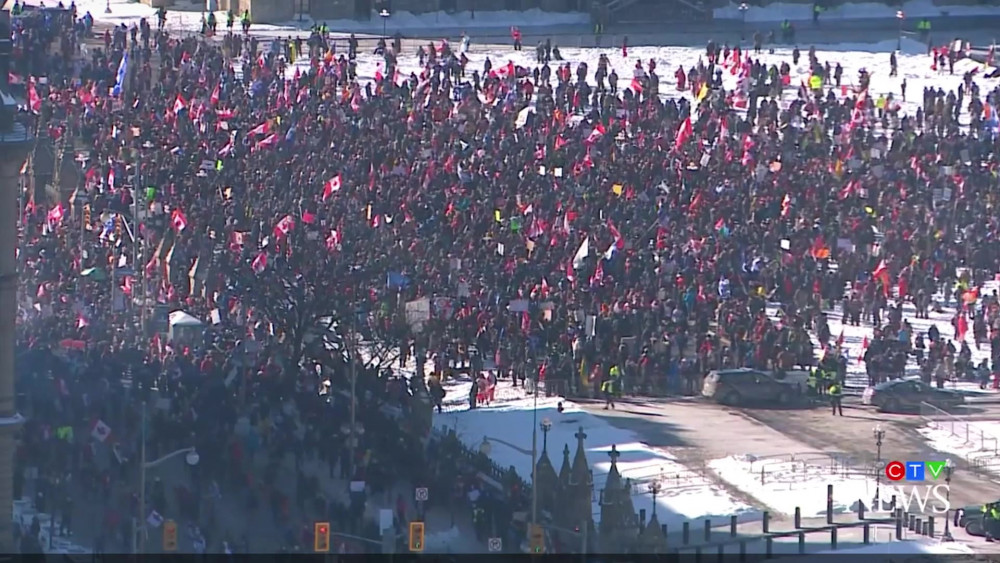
[809,74,822,91]
[241,9,251,34]
[984,503,1000,541]
[812,3,822,25]
[602,365,620,410]
[828,382,843,416]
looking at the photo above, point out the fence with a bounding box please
[919,401,1000,476]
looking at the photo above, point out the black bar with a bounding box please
[863,523,870,544]
[826,484,834,524]
[794,507,801,528]
[683,522,690,545]
[831,527,837,550]
[704,519,711,542]
[730,515,738,536]
[762,511,770,534]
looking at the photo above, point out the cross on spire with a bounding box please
[608,444,620,463]
[575,427,587,443]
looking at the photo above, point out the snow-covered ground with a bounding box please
[435,397,760,528]
[767,279,1000,394]
[716,0,1000,22]
[776,537,974,558]
[13,497,90,554]
[19,0,587,33]
[710,454,881,517]
[919,420,1000,477]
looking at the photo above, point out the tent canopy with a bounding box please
[168,310,203,327]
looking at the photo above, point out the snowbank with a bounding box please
[919,420,1000,477]
[812,538,974,555]
[710,454,881,517]
[434,398,759,528]
[715,0,1000,22]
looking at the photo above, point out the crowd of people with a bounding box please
[9,0,1000,553]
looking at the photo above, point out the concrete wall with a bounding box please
[309,0,355,21]
[240,0,295,23]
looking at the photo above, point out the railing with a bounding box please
[735,452,876,488]
[919,401,1000,475]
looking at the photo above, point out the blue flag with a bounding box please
[112,52,128,97]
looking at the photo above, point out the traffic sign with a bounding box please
[415,487,429,502]
[487,537,502,552]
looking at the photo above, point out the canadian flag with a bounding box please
[27,78,41,114]
[249,121,270,136]
[172,94,187,114]
[326,229,342,252]
[323,174,342,201]
[273,214,295,238]
[255,133,279,150]
[210,82,221,106]
[47,204,64,224]
[171,208,188,232]
[91,419,112,442]
[674,117,693,151]
[251,252,267,274]
[585,123,606,144]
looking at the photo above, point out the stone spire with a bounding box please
[558,443,571,488]
[570,427,590,485]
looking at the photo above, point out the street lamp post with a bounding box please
[873,425,885,511]
[379,9,390,40]
[134,401,200,553]
[896,11,905,51]
[105,0,111,14]
[942,459,955,541]
[739,3,748,42]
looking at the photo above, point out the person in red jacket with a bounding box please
[510,26,522,51]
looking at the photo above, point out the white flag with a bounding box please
[572,237,590,269]
[147,510,164,528]
[91,419,112,442]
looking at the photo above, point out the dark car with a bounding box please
[702,368,799,406]
[861,379,964,413]
[955,502,999,536]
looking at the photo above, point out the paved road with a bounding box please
[580,397,1000,554]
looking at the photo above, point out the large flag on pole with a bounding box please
[111,52,129,97]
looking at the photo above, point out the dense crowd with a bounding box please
[10,2,1000,553]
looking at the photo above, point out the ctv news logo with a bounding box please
[872,461,951,515]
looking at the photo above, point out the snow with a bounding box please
[715,0,1000,22]
[919,420,1000,477]
[811,537,974,555]
[13,498,90,554]
[709,454,881,517]
[768,278,1000,394]
[434,397,760,528]
[24,0,586,33]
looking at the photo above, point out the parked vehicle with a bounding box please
[861,379,964,413]
[702,368,803,407]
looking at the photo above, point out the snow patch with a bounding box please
[918,420,1000,477]
[709,454,880,517]
[434,398,759,528]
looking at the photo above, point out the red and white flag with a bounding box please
[172,94,187,114]
[91,419,112,442]
[209,82,221,106]
[585,123,606,144]
[273,214,295,238]
[27,78,41,114]
[322,174,342,201]
[47,204,64,224]
[171,208,188,232]
[251,252,267,274]
[326,229,342,252]
[674,117,693,151]
[248,121,270,136]
[255,133,279,150]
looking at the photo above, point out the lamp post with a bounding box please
[105,0,111,14]
[379,9,390,40]
[896,11,905,51]
[942,459,954,541]
[648,479,662,518]
[134,402,199,554]
[873,425,885,511]
[739,3,748,42]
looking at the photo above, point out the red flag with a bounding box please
[301,210,316,224]
[171,209,188,232]
[27,78,41,114]
[172,94,187,114]
[629,77,643,94]
[956,313,969,341]
[255,133,279,150]
[326,230,342,252]
[323,174,342,201]
[210,82,221,106]
[273,215,295,238]
[251,252,267,274]
[249,122,270,136]
[586,123,606,144]
[47,204,64,225]
[674,117,693,151]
